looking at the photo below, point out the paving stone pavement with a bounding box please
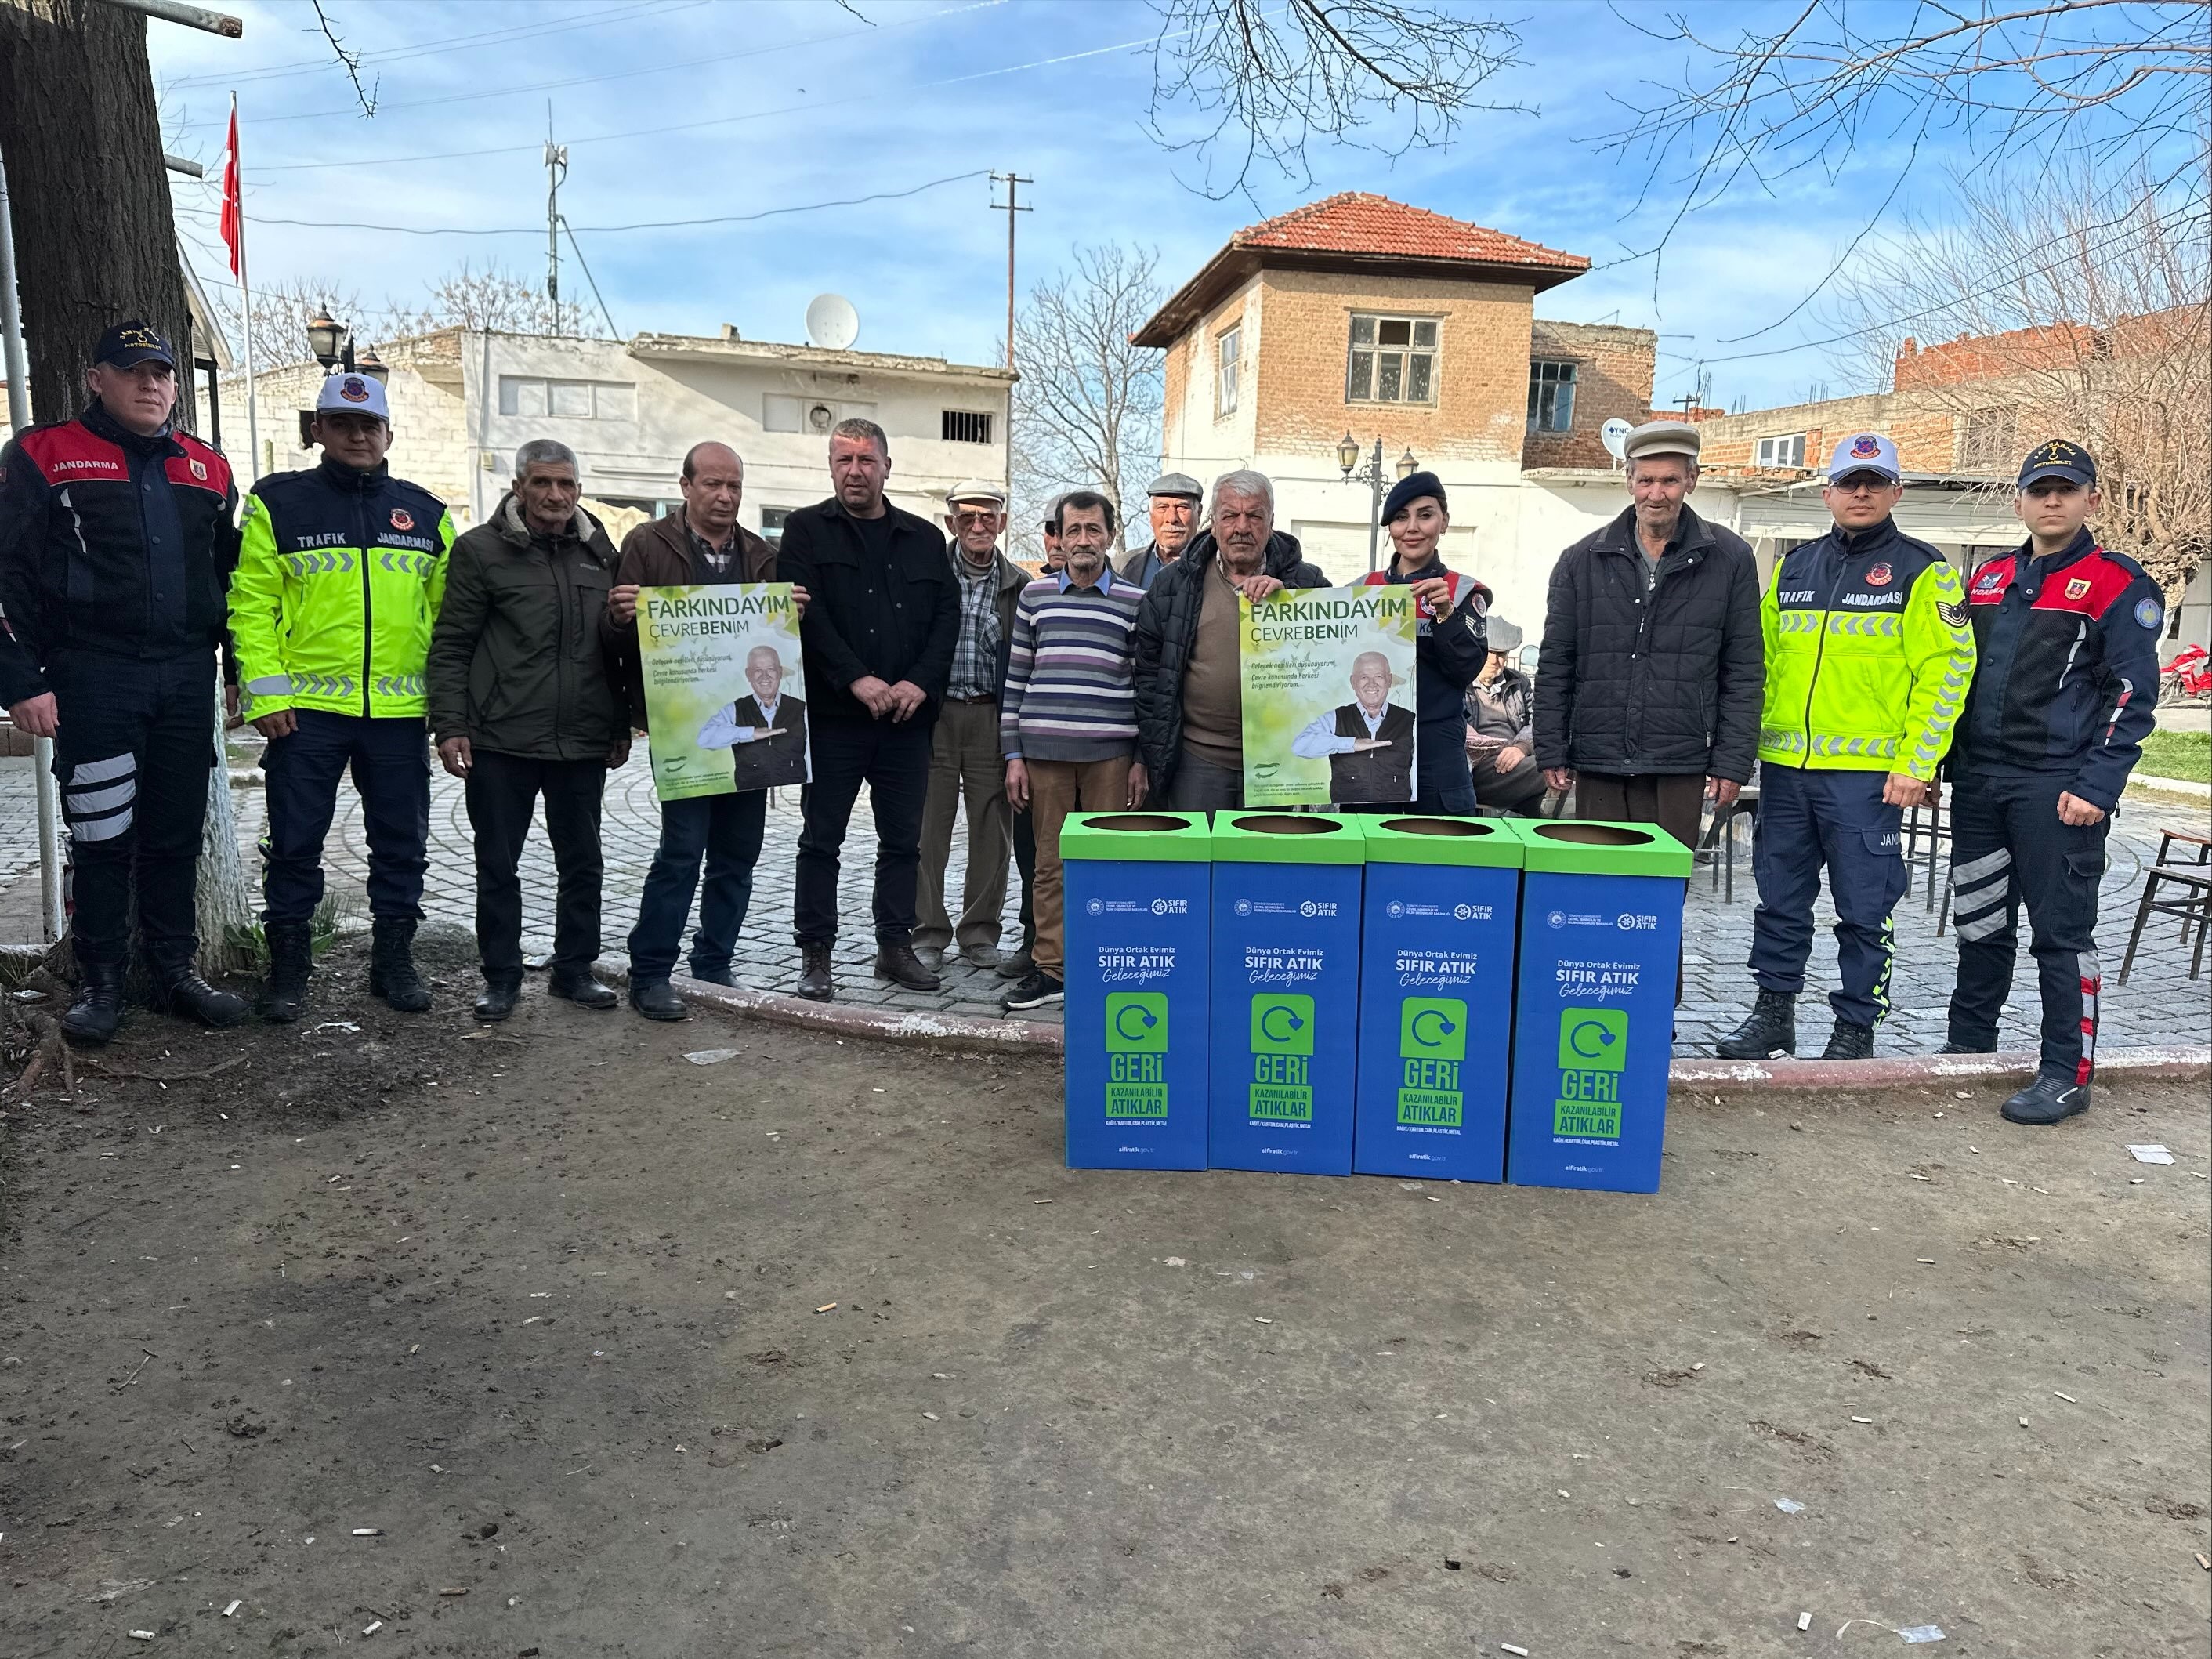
[0,749,2206,1057]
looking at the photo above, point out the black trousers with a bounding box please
[793,714,934,947]
[262,710,430,925]
[49,650,215,973]
[464,748,607,980]
[1947,770,2109,1084]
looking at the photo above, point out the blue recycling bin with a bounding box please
[1207,812,1365,1175]
[1061,811,1213,1170]
[1504,819,1691,1194]
[1353,813,1523,1182]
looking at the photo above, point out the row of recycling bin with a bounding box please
[1060,810,1692,1194]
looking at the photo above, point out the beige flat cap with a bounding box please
[1623,419,1701,462]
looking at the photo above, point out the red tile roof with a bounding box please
[1235,192,1588,274]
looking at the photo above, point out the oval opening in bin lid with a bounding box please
[1229,813,1343,835]
[1378,817,1496,838]
[1530,822,1656,847]
[1084,813,1192,834]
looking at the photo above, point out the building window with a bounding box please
[763,395,874,434]
[1754,433,1808,468]
[497,376,635,420]
[1955,408,2016,473]
[1216,325,1241,417]
[941,410,994,444]
[595,495,679,520]
[1526,360,1576,433]
[759,506,795,548]
[1349,314,1439,405]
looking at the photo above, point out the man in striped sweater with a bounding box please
[997,490,1147,1012]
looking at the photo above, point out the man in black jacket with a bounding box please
[1132,469,1329,810]
[1535,420,1762,852]
[776,418,961,1001]
[0,321,246,1043]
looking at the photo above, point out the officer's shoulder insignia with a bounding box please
[189,458,207,481]
[2065,577,2093,600]
[1937,599,1968,629]
[391,508,415,532]
[2135,596,2164,630]
[1866,562,1893,588]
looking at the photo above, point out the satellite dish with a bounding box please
[805,293,860,350]
[1600,417,1634,462]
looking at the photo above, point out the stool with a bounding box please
[1904,792,1950,908]
[2118,862,2212,985]
[1698,784,1758,904]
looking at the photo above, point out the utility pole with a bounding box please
[545,105,567,313]
[989,171,1031,503]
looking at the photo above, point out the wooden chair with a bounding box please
[2117,828,2212,984]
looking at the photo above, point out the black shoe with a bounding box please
[1821,1019,1876,1061]
[259,919,313,1023]
[1714,989,1796,1060]
[151,968,248,1029]
[686,962,736,988]
[874,940,942,992]
[548,971,618,1009]
[796,943,834,1002]
[629,977,689,1021]
[367,916,433,1012]
[1001,969,1065,1011]
[474,976,522,1023]
[2002,1072,2091,1126]
[996,947,1034,980]
[1940,1040,1996,1055]
[60,960,126,1045]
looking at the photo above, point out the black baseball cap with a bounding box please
[2018,438,2096,490]
[92,320,176,370]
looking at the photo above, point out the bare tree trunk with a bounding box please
[0,0,195,432]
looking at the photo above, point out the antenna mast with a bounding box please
[545,105,567,313]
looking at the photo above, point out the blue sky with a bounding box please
[150,0,2007,412]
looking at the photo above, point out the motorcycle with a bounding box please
[2160,643,2211,704]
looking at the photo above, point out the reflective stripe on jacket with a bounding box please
[229,458,454,719]
[1757,517,1975,778]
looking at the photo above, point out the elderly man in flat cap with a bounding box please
[1534,419,1764,976]
[913,479,1031,970]
[1117,472,1203,589]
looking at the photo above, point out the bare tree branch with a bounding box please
[310,2,378,118]
[1145,0,1526,198]
[1010,245,1167,552]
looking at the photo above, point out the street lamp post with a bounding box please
[1337,433,1420,574]
[306,312,386,382]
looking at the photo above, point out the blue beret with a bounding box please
[1381,470,1446,525]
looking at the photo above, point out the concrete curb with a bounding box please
[2127,773,2211,800]
[647,967,2211,1087]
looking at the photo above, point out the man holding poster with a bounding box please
[604,443,807,1021]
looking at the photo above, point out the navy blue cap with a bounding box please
[2018,438,2096,490]
[1382,469,1446,524]
[92,320,176,370]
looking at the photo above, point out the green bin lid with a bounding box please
[1060,810,1212,863]
[1358,813,1525,868]
[1209,810,1366,866]
[1510,817,1692,877]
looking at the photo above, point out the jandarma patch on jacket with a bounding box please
[1937,599,1968,628]
[2066,578,2093,600]
[390,509,415,531]
[2136,597,2163,629]
[1865,562,1892,587]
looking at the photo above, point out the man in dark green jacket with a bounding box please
[425,440,630,1021]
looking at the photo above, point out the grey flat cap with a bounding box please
[1623,419,1700,462]
[1146,471,1203,500]
[1486,617,1523,654]
[946,477,1008,508]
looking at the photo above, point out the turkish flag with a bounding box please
[219,105,243,277]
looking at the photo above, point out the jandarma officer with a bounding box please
[1714,432,1977,1063]
[1942,440,2163,1126]
[230,371,454,1023]
[0,321,246,1042]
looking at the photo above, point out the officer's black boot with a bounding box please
[2001,1070,2091,1126]
[60,961,127,1045]
[152,965,249,1028]
[368,917,433,1013]
[259,920,313,1023]
[1714,990,1796,1060]
[1821,1018,1876,1061]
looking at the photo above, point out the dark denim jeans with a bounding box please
[627,788,769,981]
[793,713,934,946]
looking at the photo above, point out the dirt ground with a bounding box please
[2,936,2207,1658]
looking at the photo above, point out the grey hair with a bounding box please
[1626,453,1699,483]
[1211,468,1274,514]
[514,437,578,478]
[830,416,889,459]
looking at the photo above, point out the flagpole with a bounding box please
[230,92,259,474]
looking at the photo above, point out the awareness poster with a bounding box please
[636,582,809,802]
[1240,584,1420,807]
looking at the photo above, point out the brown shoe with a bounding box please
[796,942,834,1002]
[874,940,943,991]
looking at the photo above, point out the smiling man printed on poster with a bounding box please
[1290,649,1415,802]
[697,643,808,791]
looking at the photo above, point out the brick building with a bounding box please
[1133,193,1658,623]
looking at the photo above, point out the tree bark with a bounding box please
[0,0,195,432]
